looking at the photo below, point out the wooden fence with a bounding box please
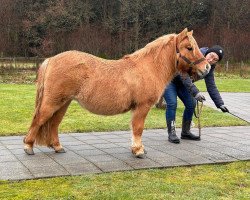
[0,57,249,77]
[0,57,45,69]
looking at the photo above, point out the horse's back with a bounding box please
[42,50,137,115]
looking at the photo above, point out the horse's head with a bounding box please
[176,28,211,80]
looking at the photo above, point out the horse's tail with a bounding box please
[34,58,49,116]
[32,58,52,146]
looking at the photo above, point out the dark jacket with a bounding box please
[173,47,224,108]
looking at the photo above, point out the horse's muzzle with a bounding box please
[197,64,211,79]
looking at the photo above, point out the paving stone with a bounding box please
[0,161,33,180]
[149,156,189,167]
[37,147,63,153]
[92,131,114,136]
[5,144,23,150]
[115,142,130,148]
[0,161,26,169]
[0,149,12,156]
[200,153,237,162]
[145,149,172,158]
[180,155,214,165]
[127,158,162,169]
[104,138,130,143]
[102,147,131,154]
[76,149,106,156]
[85,154,119,163]
[0,167,34,180]
[202,136,228,143]
[0,154,18,162]
[84,139,110,145]
[0,136,23,141]
[235,140,250,145]
[10,148,30,155]
[48,151,85,160]
[91,143,119,149]
[16,152,51,161]
[30,166,70,178]
[0,139,23,145]
[209,147,249,160]
[65,144,96,151]
[112,131,131,136]
[64,162,102,175]
[144,135,166,141]
[97,134,123,139]
[95,161,133,172]
[22,159,62,168]
[143,140,168,146]
[150,145,177,152]
[212,141,250,153]
[61,140,85,146]
[112,153,142,163]
[73,135,100,140]
[59,137,82,143]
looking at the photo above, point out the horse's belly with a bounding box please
[79,100,131,116]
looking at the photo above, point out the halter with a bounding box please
[176,47,206,75]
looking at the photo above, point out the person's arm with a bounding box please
[180,73,199,97]
[204,67,225,108]
[179,73,205,102]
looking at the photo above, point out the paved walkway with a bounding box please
[204,92,250,123]
[0,126,249,180]
[0,92,249,181]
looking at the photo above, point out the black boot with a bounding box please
[181,119,200,140]
[167,121,180,143]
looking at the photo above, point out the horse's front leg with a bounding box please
[131,104,151,158]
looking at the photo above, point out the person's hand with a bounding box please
[195,92,206,102]
[220,105,229,113]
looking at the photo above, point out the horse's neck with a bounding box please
[148,43,177,89]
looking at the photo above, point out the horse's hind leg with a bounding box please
[49,101,71,153]
[131,104,151,158]
[24,103,57,155]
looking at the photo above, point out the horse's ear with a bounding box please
[187,30,193,36]
[180,28,188,36]
[176,28,188,44]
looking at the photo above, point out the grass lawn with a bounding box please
[0,161,249,199]
[0,82,248,136]
[195,77,250,92]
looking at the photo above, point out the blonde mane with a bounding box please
[124,34,176,61]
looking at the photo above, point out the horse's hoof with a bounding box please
[55,148,66,153]
[135,153,146,159]
[24,148,34,155]
[135,149,147,158]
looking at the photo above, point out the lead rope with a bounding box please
[194,100,204,138]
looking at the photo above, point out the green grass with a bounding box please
[0,83,247,136]
[0,161,249,199]
[195,77,250,92]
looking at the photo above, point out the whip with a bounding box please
[228,111,250,124]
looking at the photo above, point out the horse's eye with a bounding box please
[187,47,193,51]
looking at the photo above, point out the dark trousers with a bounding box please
[163,80,196,122]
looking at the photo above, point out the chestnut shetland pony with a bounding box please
[24,28,210,157]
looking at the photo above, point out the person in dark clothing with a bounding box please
[163,45,229,143]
